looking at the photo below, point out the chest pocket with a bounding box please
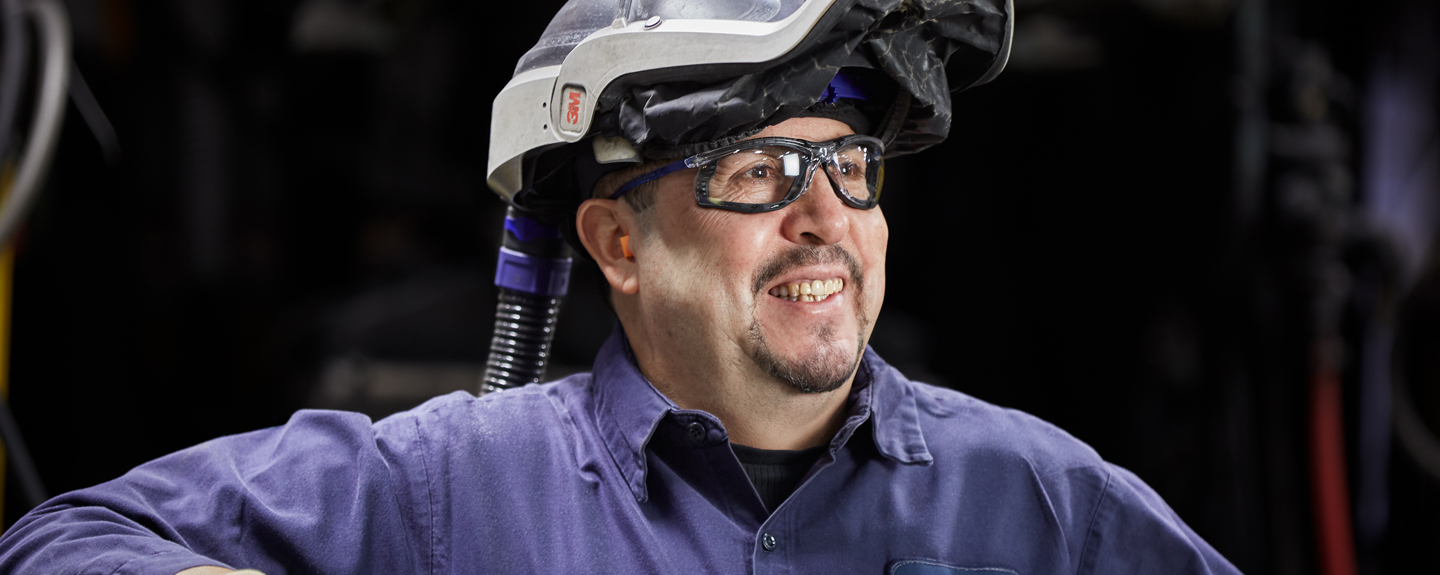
[888,560,1019,575]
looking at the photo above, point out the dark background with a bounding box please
[3,0,1439,573]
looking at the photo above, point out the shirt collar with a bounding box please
[851,346,934,465]
[589,326,933,503]
[590,325,677,503]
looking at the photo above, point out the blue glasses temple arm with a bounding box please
[609,159,691,200]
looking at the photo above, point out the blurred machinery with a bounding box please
[0,0,116,521]
[1231,0,1440,572]
[0,0,70,521]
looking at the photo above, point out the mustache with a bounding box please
[751,244,865,296]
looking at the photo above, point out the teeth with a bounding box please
[769,278,846,301]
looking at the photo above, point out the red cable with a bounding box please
[1309,365,1358,575]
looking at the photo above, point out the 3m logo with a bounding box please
[560,85,586,133]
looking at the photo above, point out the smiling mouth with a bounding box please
[767,278,845,302]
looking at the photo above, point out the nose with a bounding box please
[780,169,851,245]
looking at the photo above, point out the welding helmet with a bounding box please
[486,0,1014,237]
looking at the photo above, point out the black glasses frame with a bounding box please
[609,134,886,214]
[690,134,885,214]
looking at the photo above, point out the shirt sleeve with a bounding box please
[0,409,432,575]
[1076,464,1242,575]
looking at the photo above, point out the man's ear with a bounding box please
[576,199,640,295]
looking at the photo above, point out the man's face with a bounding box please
[634,117,887,393]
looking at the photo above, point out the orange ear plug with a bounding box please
[620,235,633,259]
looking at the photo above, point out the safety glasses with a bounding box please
[609,135,885,213]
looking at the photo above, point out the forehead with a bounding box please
[747,117,856,143]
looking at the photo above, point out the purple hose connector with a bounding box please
[494,247,572,297]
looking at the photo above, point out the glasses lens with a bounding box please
[705,146,804,205]
[827,140,882,202]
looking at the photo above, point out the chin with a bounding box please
[747,320,864,394]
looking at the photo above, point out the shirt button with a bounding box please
[761,532,777,552]
[686,422,706,444]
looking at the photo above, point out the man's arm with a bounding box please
[0,409,431,574]
[1078,464,1242,574]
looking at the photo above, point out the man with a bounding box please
[0,1,1241,573]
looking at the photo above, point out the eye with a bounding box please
[745,165,773,179]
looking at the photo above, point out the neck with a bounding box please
[620,316,853,451]
[669,375,852,451]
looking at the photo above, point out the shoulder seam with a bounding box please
[1036,462,1107,482]
[1075,465,1114,575]
[410,416,438,575]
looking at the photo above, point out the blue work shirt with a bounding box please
[0,329,1240,574]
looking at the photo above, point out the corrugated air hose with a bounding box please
[479,207,573,394]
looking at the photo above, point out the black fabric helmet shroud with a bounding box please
[507,0,1012,254]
